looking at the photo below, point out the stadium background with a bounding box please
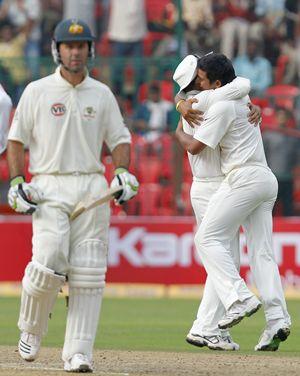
[0,1,299,292]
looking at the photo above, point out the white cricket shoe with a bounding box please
[64,353,93,373]
[218,295,261,329]
[18,331,41,361]
[221,335,240,351]
[255,320,290,351]
[186,333,239,351]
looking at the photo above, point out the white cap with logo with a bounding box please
[173,55,198,94]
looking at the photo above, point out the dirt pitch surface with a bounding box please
[0,346,299,376]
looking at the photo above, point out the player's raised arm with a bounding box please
[173,55,204,127]
[208,76,250,105]
[175,94,203,127]
[248,102,262,125]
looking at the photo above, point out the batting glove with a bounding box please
[8,176,43,214]
[110,168,139,205]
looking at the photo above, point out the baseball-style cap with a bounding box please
[173,55,198,93]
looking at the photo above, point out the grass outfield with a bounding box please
[0,297,299,355]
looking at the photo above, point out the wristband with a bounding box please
[176,99,185,112]
[10,175,25,187]
[114,167,128,175]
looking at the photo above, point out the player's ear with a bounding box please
[215,80,222,88]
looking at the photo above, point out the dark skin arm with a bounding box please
[175,103,261,155]
[248,103,261,125]
[7,140,25,178]
[175,94,261,127]
[175,118,206,155]
[111,143,131,170]
[175,94,204,127]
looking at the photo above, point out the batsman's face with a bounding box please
[59,41,89,73]
[197,69,218,90]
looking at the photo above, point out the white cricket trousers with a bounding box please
[31,173,110,273]
[190,178,240,336]
[26,173,110,361]
[195,165,289,322]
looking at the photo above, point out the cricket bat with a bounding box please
[70,186,123,220]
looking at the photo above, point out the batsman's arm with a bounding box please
[175,119,206,155]
[111,143,130,170]
[7,140,25,179]
[7,140,43,214]
[110,143,139,205]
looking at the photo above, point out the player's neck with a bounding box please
[60,66,86,86]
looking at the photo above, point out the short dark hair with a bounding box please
[197,53,236,86]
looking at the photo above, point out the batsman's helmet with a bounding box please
[51,18,96,64]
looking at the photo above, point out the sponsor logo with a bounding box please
[108,227,300,270]
[108,227,199,267]
[69,23,84,34]
[83,106,96,119]
[51,103,66,116]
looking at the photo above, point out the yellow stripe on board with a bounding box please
[0,282,299,299]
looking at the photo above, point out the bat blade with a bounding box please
[70,185,123,221]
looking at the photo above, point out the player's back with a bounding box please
[218,97,267,175]
[194,97,268,176]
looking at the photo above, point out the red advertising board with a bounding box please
[1,216,300,287]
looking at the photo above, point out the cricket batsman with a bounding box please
[7,18,138,372]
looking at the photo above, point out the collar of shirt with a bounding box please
[54,66,89,88]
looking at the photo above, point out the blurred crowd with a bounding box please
[0,0,299,216]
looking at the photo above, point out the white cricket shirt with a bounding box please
[194,98,267,175]
[183,77,250,179]
[0,84,12,154]
[8,67,131,175]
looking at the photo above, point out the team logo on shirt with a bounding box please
[51,103,66,116]
[83,106,96,119]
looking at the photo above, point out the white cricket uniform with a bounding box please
[0,85,12,154]
[182,77,250,335]
[194,98,290,324]
[8,67,131,361]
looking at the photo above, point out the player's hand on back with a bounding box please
[110,168,139,205]
[178,98,204,127]
[248,103,262,126]
[8,176,43,214]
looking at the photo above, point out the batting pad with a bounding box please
[62,240,107,361]
[18,261,66,336]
